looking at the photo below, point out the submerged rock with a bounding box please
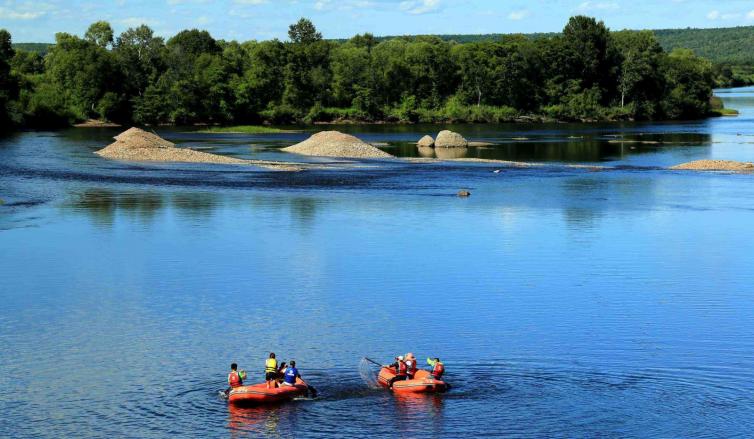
[435,130,468,148]
[282,131,393,159]
[417,135,435,148]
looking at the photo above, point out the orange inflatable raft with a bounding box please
[377,367,448,394]
[228,377,308,405]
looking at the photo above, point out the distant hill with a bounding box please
[12,43,53,55]
[378,26,754,66]
[653,26,754,65]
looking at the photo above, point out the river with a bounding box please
[2,87,754,438]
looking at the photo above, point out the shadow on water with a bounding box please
[68,190,165,225]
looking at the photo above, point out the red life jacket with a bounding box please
[396,360,407,376]
[228,371,242,388]
[432,362,444,379]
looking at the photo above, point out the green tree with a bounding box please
[288,18,322,44]
[42,32,121,121]
[114,25,165,97]
[85,21,114,49]
[331,42,371,107]
[167,29,220,58]
[613,30,664,118]
[452,43,492,106]
[231,40,286,120]
[371,39,412,108]
[0,29,20,128]
[283,19,331,112]
[661,49,713,119]
[11,49,43,76]
[561,16,620,104]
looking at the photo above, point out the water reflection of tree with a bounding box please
[69,190,327,229]
[289,197,319,227]
[560,174,658,228]
[69,189,164,225]
[171,192,218,219]
[250,195,322,230]
[67,189,226,226]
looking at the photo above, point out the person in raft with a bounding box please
[427,357,445,379]
[281,360,301,386]
[265,352,278,389]
[387,355,409,388]
[404,353,418,379]
[225,363,247,396]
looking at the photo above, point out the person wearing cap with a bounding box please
[404,353,418,379]
[386,355,408,388]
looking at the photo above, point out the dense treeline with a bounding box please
[381,26,754,65]
[1,16,715,130]
[378,25,754,87]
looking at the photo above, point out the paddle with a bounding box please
[299,377,318,398]
[364,357,384,368]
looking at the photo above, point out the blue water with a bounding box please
[2,87,754,437]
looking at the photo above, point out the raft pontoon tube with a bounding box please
[228,378,308,405]
[377,367,448,393]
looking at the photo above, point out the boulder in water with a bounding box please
[417,135,435,148]
[435,130,468,148]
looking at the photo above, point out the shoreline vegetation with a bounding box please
[1,15,723,131]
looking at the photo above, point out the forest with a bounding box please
[380,25,754,87]
[0,16,716,130]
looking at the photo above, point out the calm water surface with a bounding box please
[2,87,754,438]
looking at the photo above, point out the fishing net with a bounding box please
[358,358,380,388]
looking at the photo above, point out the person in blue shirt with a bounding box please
[282,360,301,386]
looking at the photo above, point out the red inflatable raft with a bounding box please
[228,377,308,405]
[377,367,448,394]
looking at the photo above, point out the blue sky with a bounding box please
[2,0,754,43]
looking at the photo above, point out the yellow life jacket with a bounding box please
[265,358,277,373]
